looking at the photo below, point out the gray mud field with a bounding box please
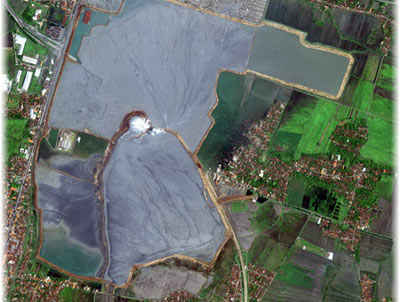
[249,25,350,96]
[43,153,101,181]
[49,0,351,150]
[50,0,254,151]
[132,265,209,299]
[41,0,354,283]
[35,162,103,275]
[103,131,226,285]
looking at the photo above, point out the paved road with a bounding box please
[5,1,62,53]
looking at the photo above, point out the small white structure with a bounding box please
[327,252,334,261]
[15,70,22,84]
[41,88,47,96]
[15,34,27,56]
[34,67,41,78]
[22,55,38,65]
[22,71,33,92]
[29,108,36,119]
[1,75,12,93]
[259,170,264,178]
[32,9,42,21]
[317,217,322,225]
[19,148,29,159]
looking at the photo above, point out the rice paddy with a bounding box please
[352,80,374,112]
[276,263,314,289]
[369,95,393,121]
[360,116,393,167]
[276,94,350,161]
[376,64,394,92]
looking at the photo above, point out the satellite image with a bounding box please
[5,0,394,301]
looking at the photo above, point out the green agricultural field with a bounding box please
[360,116,393,167]
[276,263,314,289]
[361,55,380,82]
[340,76,359,106]
[279,96,316,135]
[59,287,92,302]
[294,98,338,157]
[251,204,308,246]
[374,175,393,201]
[48,128,59,148]
[73,132,108,158]
[352,80,374,112]
[278,96,350,160]
[231,200,248,213]
[286,173,306,207]
[248,235,288,271]
[250,202,279,234]
[376,64,394,92]
[370,95,393,121]
[6,118,28,161]
[269,131,302,163]
[294,238,327,258]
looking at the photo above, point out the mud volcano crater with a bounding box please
[100,112,227,285]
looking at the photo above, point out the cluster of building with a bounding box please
[223,264,275,301]
[214,94,391,253]
[23,0,72,39]
[8,270,83,301]
[216,101,288,201]
[10,32,53,96]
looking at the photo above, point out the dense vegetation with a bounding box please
[6,118,29,161]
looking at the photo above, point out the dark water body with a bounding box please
[302,187,337,217]
[40,226,103,277]
[69,8,109,60]
[36,162,104,276]
[249,25,350,96]
[198,72,283,170]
